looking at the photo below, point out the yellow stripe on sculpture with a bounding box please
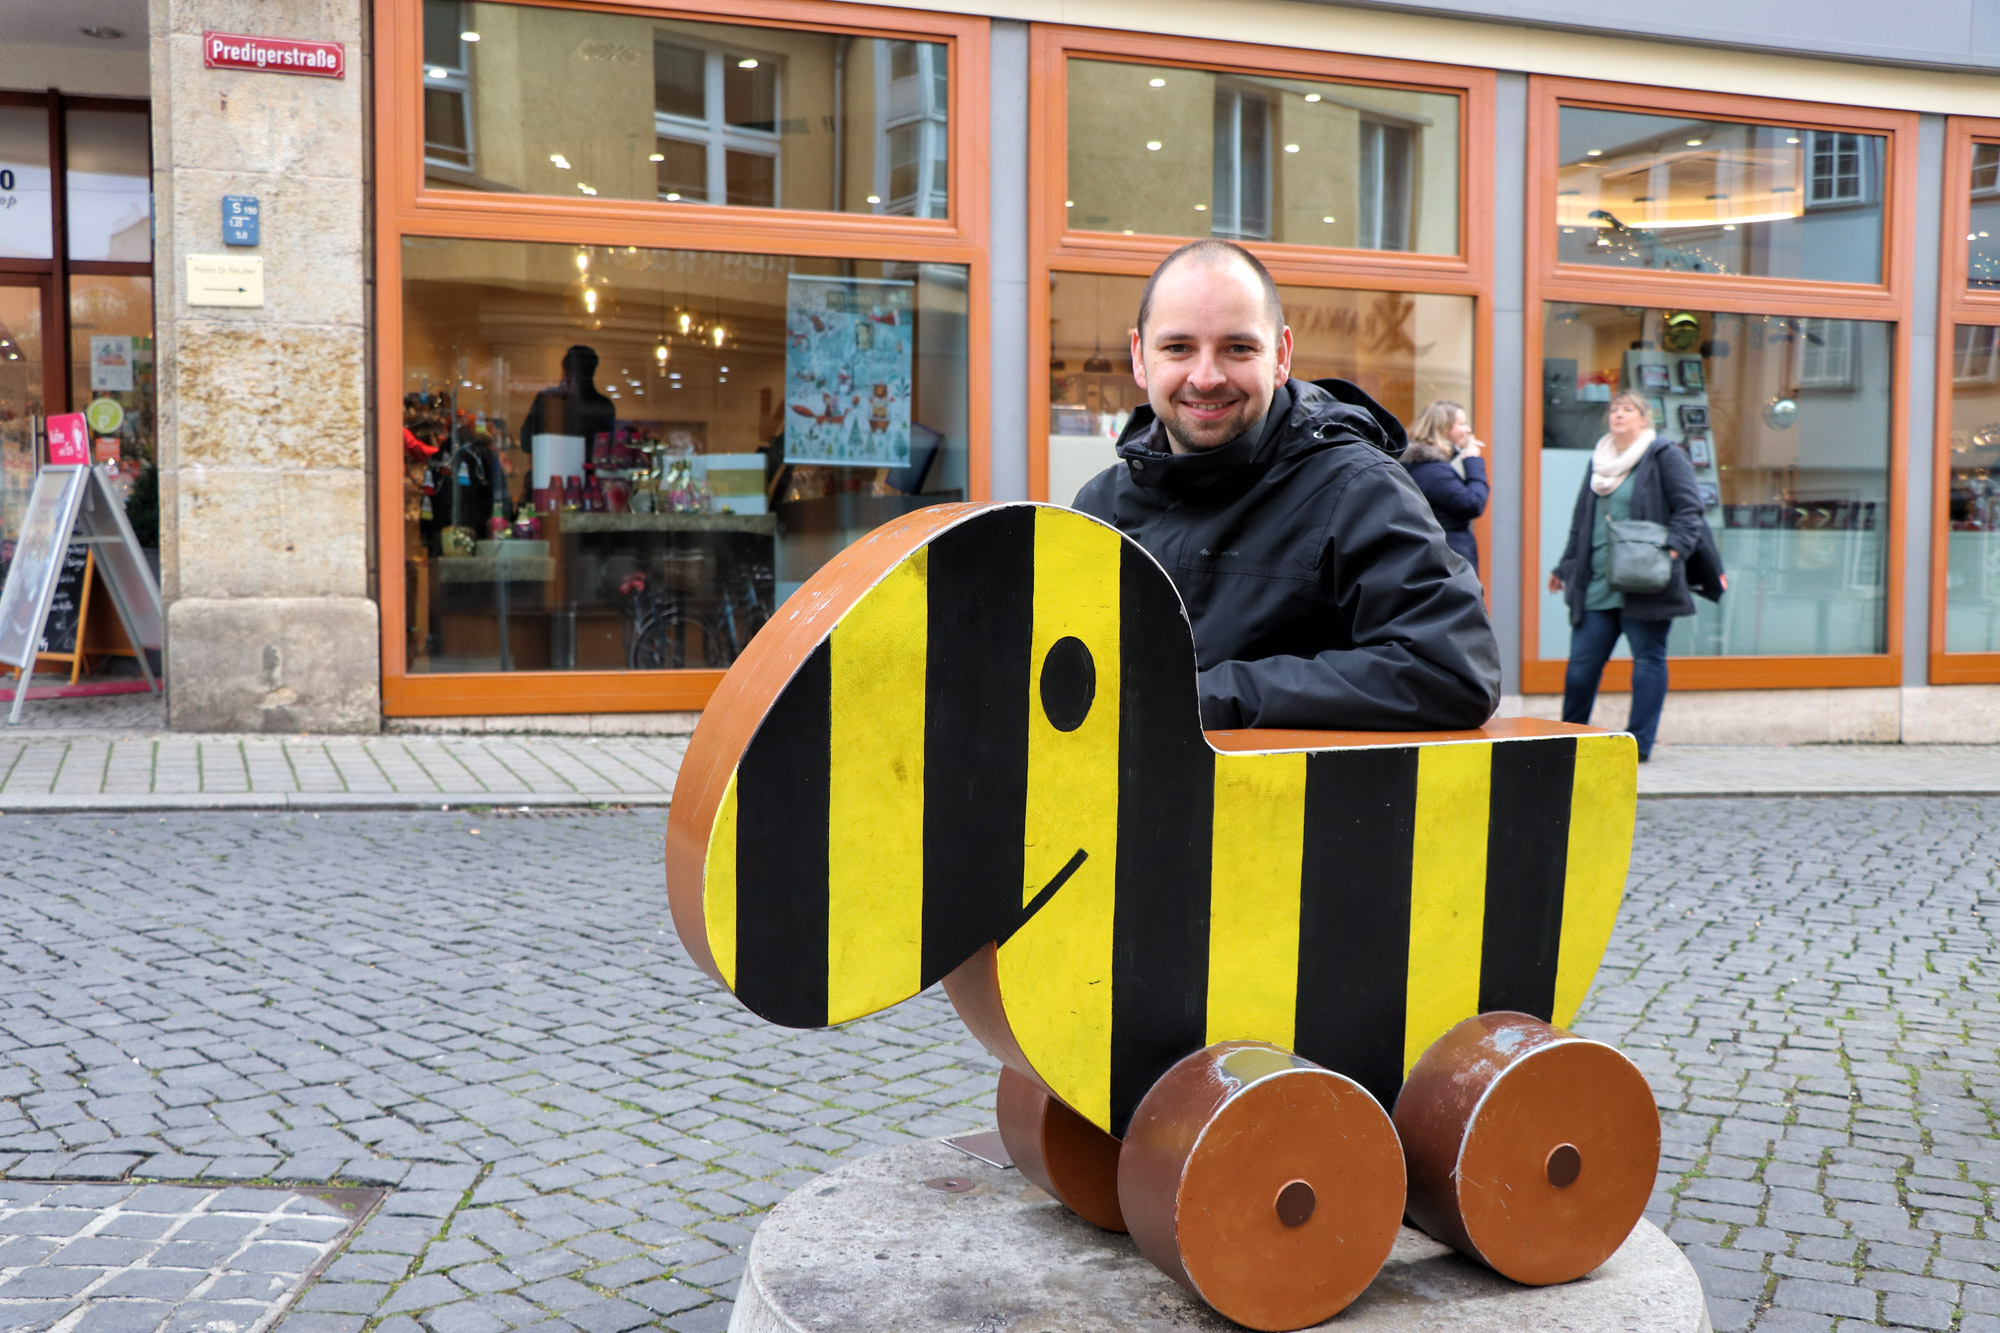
[1553,731,1639,1027]
[826,548,929,1023]
[1403,743,1492,1075]
[1205,751,1307,1049]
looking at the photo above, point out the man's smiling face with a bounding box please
[1131,257,1294,455]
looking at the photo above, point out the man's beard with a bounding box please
[1159,392,1266,453]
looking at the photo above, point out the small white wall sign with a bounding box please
[186,254,265,307]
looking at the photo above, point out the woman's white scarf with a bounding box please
[1590,429,1653,496]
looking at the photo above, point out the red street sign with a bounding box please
[45,413,89,467]
[202,32,346,79]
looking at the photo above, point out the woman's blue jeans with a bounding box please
[1562,608,1671,758]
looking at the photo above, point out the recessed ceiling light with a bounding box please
[80,25,123,39]
[1322,215,1334,223]
[1686,138,1703,147]
[1304,93,1321,103]
[1585,149,1603,157]
[1065,200,1074,208]
[1194,204,1207,211]
[866,194,881,204]
[1284,143,1300,153]
[578,183,597,195]
[460,30,480,41]
[1786,136,1801,144]
[1146,141,1162,151]
[427,67,449,79]
[649,153,664,162]
[1148,78,1165,88]
[738,58,759,69]
[665,192,681,201]
[550,154,570,169]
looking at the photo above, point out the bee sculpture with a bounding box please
[665,501,1659,1332]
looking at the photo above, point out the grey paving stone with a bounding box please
[72,1301,176,1333]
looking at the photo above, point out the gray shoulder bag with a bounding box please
[1605,519,1672,594]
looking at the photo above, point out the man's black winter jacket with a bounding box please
[1073,377,1502,731]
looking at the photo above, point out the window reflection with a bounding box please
[1556,108,1885,283]
[0,107,54,260]
[1946,324,2000,652]
[1967,143,2000,292]
[1539,303,1892,659]
[420,0,949,219]
[1066,59,1460,252]
[64,110,151,263]
[400,238,969,674]
[1046,272,1473,505]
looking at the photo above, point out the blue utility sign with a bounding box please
[223,195,260,246]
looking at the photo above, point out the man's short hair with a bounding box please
[1135,240,1284,341]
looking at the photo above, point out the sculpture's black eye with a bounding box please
[1039,636,1096,732]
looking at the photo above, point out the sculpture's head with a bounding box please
[665,502,1197,1031]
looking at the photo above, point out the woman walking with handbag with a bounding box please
[1548,389,1720,760]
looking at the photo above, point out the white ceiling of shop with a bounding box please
[0,0,147,51]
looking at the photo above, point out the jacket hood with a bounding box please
[1401,438,1455,466]
[1111,378,1409,503]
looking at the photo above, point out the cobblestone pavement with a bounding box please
[0,802,1994,1333]
[0,1182,377,1333]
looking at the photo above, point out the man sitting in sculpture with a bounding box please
[1072,240,1501,730]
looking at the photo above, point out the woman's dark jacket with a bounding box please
[1401,439,1488,574]
[1556,437,1709,626]
[1072,377,1501,731]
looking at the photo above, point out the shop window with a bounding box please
[0,284,44,556]
[422,0,474,175]
[1045,271,1473,506]
[1555,108,1886,283]
[64,109,151,263]
[68,275,155,507]
[1538,303,1892,660]
[420,0,949,218]
[398,236,970,675]
[0,106,54,260]
[1967,141,2000,293]
[1946,323,2000,654]
[1065,58,1460,252]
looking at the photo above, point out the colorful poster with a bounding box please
[783,275,914,468]
[90,336,133,392]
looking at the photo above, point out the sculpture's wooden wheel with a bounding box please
[1395,1012,1661,1286]
[995,1064,1126,1232]
[1116,1041,1406,1332]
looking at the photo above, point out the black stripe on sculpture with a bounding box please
[1109,542,1215,1137]
[1295,745,1418,1111]
[734,640,832,1028]
[921,508,1035,985]
[1477,737,1578,1018]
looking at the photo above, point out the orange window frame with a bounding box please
[1931,117,2000,685]
[373,0,991,716]
[1521,78,1917,695]
[1027,27,1495,586]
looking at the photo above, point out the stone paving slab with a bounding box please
[1639,744,2000,796]
[0,1181,379,1333]
[0,803,1994,1332]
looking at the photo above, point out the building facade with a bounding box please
[3,0,1999,738]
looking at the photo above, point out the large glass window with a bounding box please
[1065,59,1459,253]
[68,276,155,502]
[64,109,151,262]
[419,0,949,218]
[1539,302,1891,658]
[1556,108,1886,284]
[399,237,970,674]
[1967,142,2000,293]
[1946,324,2000,653]
[1046,272,1473,505]
[0,107,53,261]
[0,283,45,562]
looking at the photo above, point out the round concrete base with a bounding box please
[731,1140,1710,1333]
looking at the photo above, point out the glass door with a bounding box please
[0,276,50,576]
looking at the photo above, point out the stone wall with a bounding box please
[150,0,379,731]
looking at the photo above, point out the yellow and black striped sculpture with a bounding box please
[665,501,1656,1332]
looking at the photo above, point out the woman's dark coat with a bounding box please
[1556,437,1709,626]
[1401,439,1488,574]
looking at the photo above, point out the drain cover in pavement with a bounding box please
[0,1181,382,1333]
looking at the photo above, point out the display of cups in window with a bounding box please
[1539,302,1892,659]
[399,237,970,675]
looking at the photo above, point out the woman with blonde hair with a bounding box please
[1548,388,1720,761]
[1401,399,1488,575]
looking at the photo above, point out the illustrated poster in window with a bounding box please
[783,274,914,468]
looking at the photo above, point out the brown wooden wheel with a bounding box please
[995,1064,1126,1232]
[1116,1041,1405,1332]
[1395,1012,1661,1287]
